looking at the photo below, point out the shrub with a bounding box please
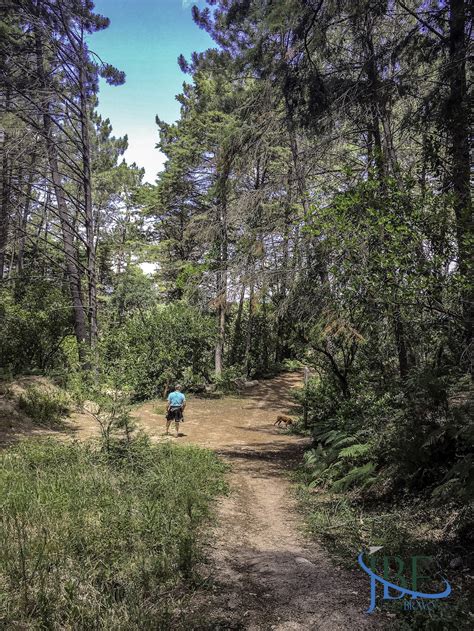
[103,302,215,400]
[0,281,72,374]
[181,366,207,392]
[18,385,71,426]
[281,358,304,372]
[0,438,227,629]
[211,366,245,393]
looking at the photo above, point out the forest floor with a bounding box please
[0,373,385,630]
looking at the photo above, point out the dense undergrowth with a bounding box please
[293,373,473,630]
[295,485,472,630]
[0,436,227,630]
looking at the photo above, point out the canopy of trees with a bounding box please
[1,0,472,501]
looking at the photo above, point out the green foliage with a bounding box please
[0,282,72,375]
[281,358,304,372]
[295,486,473,629]
[301,366,473,504]
[108,266,156,322]
[211,366,245,393]
[103,302,215,400]
[331,463,376,493]
[180,366,207,392]
[81,389,137,455]
[18,386,71,427]
[0,438,227,629]
[380,370,474,500]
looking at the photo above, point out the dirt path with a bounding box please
[133,373,384,630]
[2,373,384,629]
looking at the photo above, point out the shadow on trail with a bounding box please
[196,544,374,629]
[0,409,81,449]
[235,371,304,409]
[215,437,309,473]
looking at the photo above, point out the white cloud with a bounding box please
[140,262,158,275]
[122,134,167,184]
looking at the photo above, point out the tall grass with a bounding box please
[17,385,70,427]
[0,437,227,630]
[295,485,472,629]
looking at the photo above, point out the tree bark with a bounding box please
[230,281,246,365]
[214,154,230,376]
[78,40,98,348]
[448,0,472,368]
[0,87,11,279]
[244,275,255,378]
[214,217,227,375]
[17,157,36,275]
[34,28,89,363]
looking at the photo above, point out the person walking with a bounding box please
[166,384,186,437]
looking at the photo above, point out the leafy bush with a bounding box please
[281,358,304,372]
[180,366,207,392]
[298,377,385,492]
[300,366,473,502]
[211,366,245,393]
[0,438,227,629]
[0,282,72,374]
[103,302,215,400]
[18,385,71,426]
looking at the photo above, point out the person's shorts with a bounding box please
[167,406,183,422]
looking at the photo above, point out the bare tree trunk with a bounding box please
[261,289,269,373]
[449,0,472,368]
[364,19,411,380]
[215,233,227,375]
[275,175,292,363]
[17,160,35,275]
[35,29,89,363]
[0,87,11,279]
[230,280,246,365]
[364,26,385,180]
[214,156,230,376]
[0,153,10,279]
[244,274,255,378]
[79,42,97,349]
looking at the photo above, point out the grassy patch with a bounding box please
[17,385,71,427]
[0,437,227,629]
[295,483,473,629]
[153,402,167,416]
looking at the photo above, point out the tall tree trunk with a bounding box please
[230,280,246,365]
[261,289,269,373]
[79,44,97,349]
[214,219,227,375]
[214,155,230,376]
[0,151,10,279]
[275,172,292,363]
[364,26,385,180]
[34,29,89,363]
[364,20,411,379]
[16,159,35,275]
[244,275,255,378]
[448,0,472,368]
[0,87,11,279]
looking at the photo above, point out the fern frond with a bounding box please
[331,462,376,492]
[339,443,372,460]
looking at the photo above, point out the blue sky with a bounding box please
[90,0,214,183]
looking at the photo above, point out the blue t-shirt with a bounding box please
[168,391,185,407]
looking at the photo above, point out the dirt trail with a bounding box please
[134,373,384,630]
[1,373,384,629]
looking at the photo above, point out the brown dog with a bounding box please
[274,414,294,427]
